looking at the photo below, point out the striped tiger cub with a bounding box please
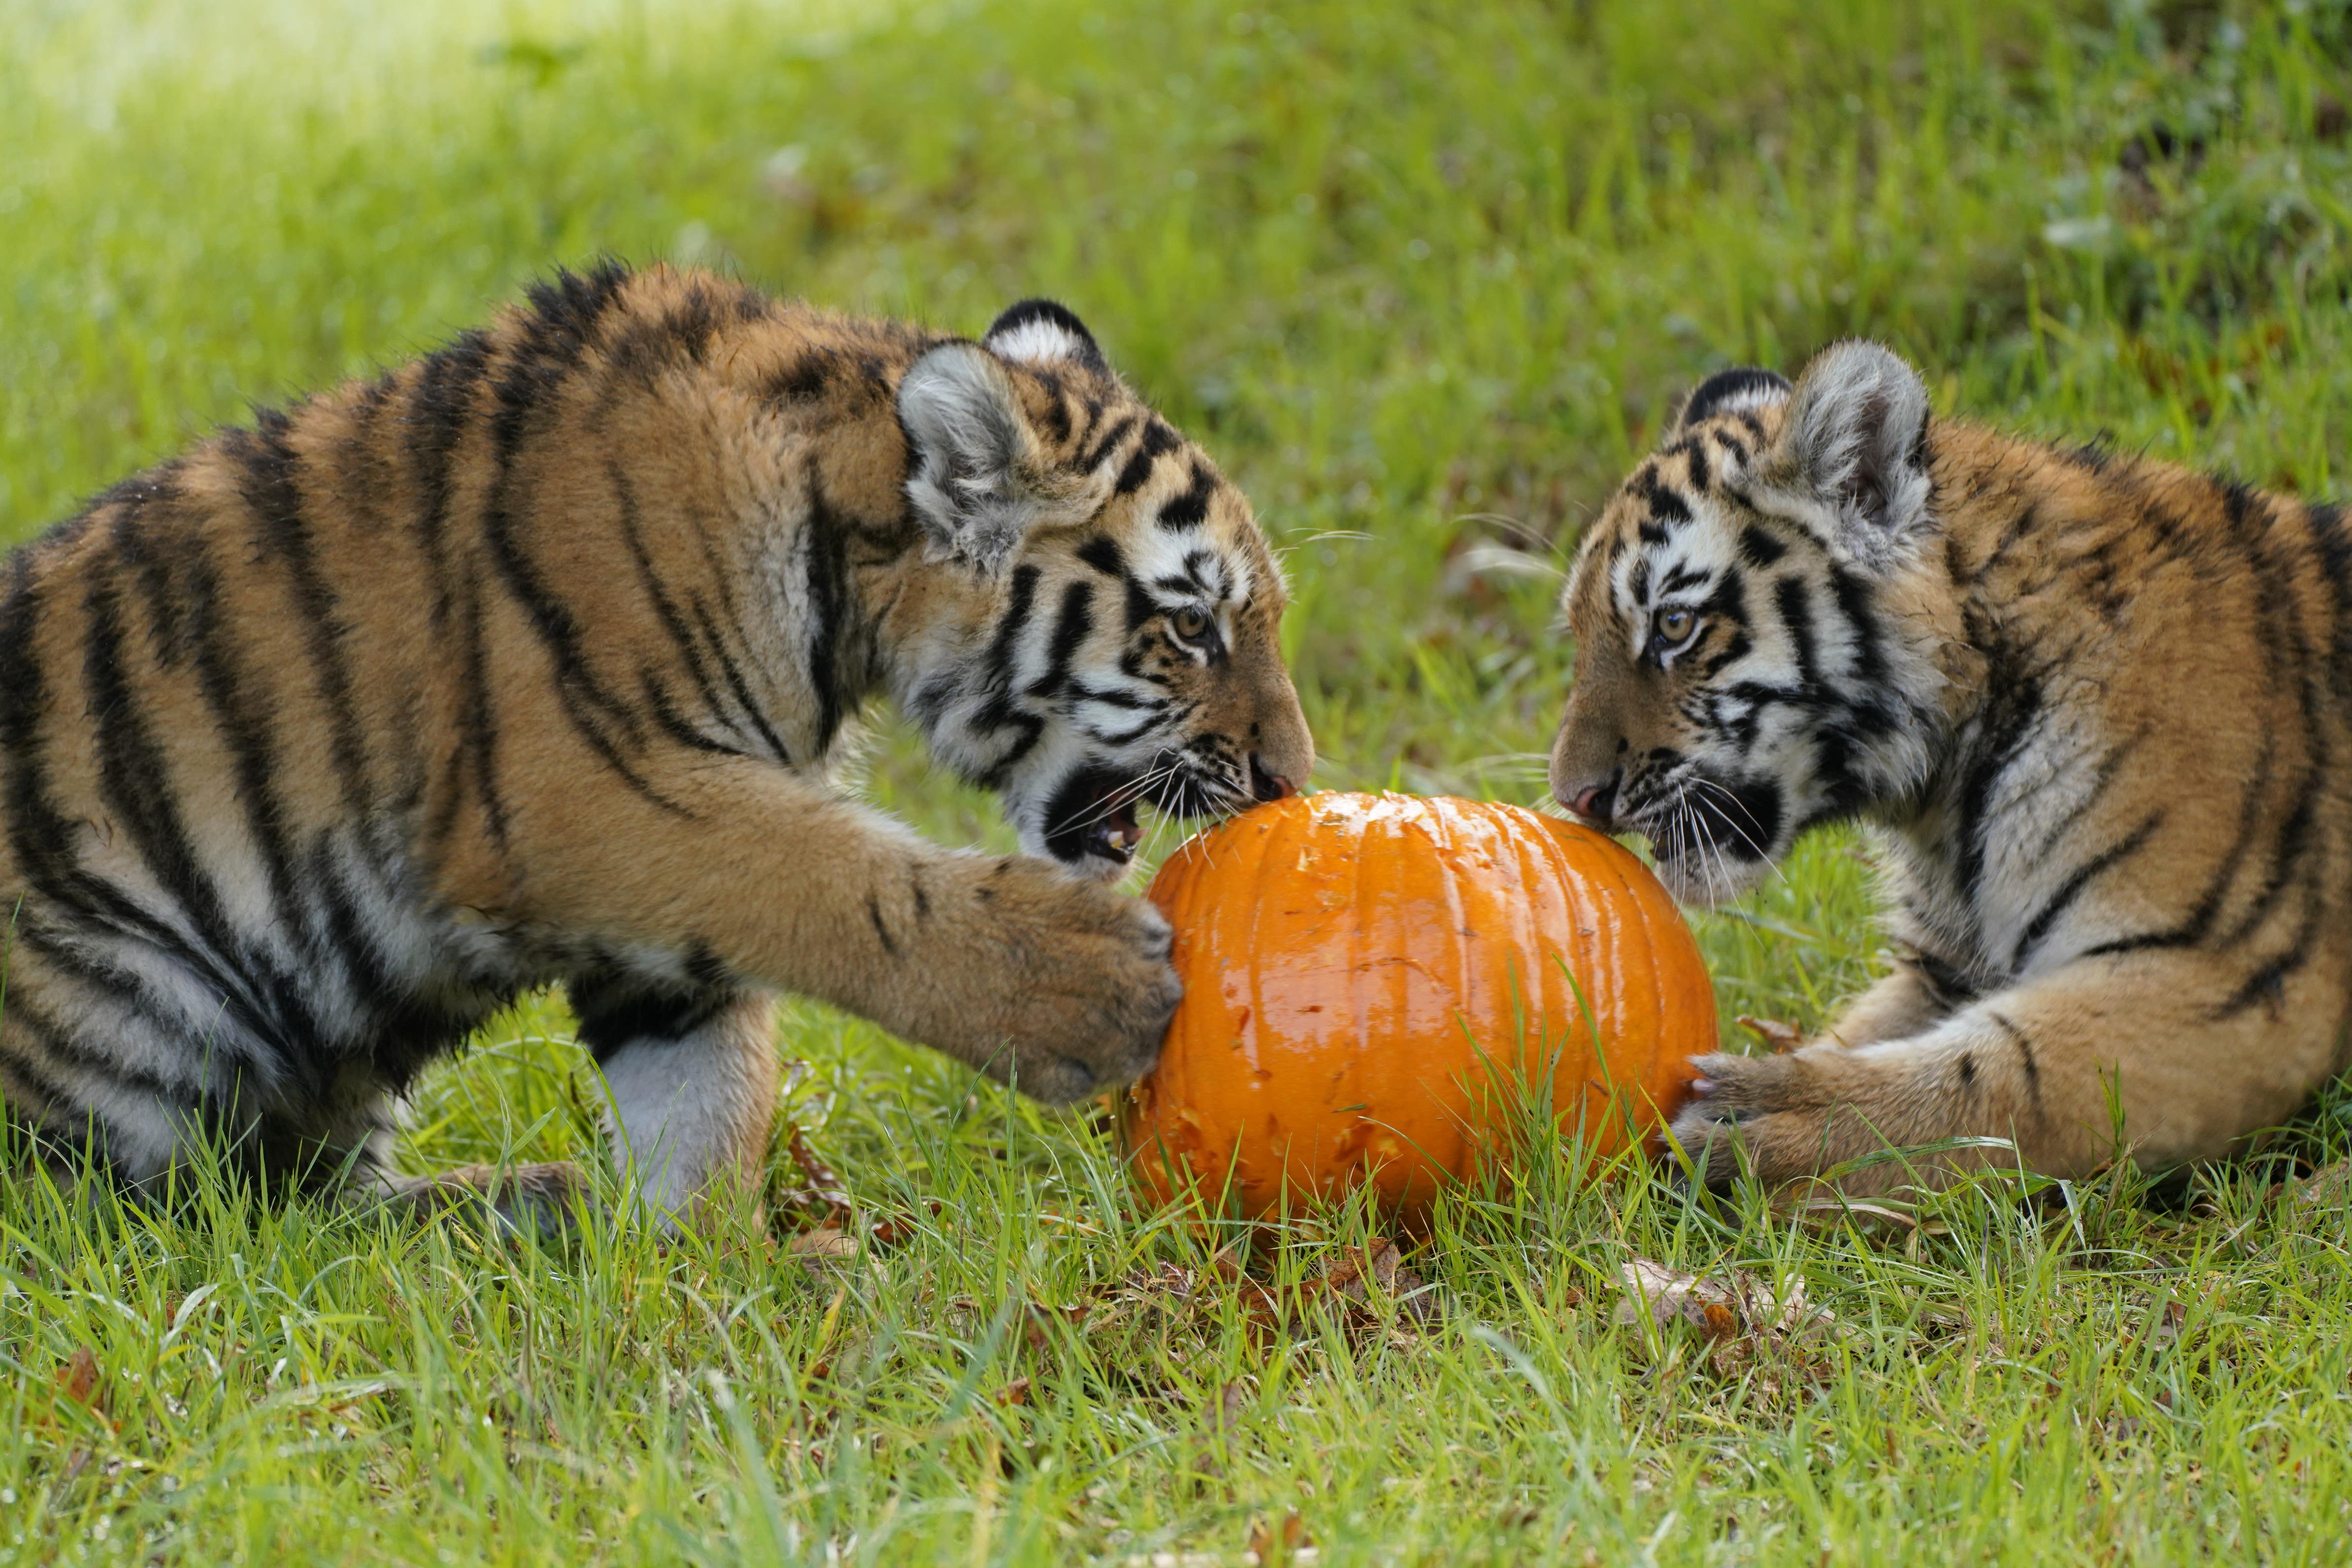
[0,263,1311,1225]
[1550,341,2352,1194]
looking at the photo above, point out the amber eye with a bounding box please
[1171,606,1214,644]
[1652,607,1699,650]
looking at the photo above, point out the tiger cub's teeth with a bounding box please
[1085,803,1144,864]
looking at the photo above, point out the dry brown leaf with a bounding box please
[1737,1015,1805,1052]
[788,1226,858,1259]
[993,1377,1031,1408]
[2295,1158,2352,1208]
[1246,1510,1313,1565]
[56,1346,101,1409]
[1612,1257,1839,1378]
[771,1116,854,1235]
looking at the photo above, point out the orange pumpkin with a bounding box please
[1120,792,1715,1222]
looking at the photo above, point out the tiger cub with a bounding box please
[0,264,1311,1224]
[1550,341,2352,1194]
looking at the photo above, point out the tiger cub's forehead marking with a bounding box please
[1591,419,1772,623]
[1103,428,1264,611]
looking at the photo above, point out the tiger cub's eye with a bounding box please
[1653,607,1698,647]
[1172,606,1213,643]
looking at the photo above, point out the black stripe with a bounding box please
[1950,648,2044,901]
[1987,1011,2040,1111]
[1682,368,1791,427]
[1631,466,1691,526]
[1825,567,1885,683]
[1075,536,1123,577]
[80,549,251,990]
[691,595,795,766]
[571,974,735,1063]
[1901,948,1980,1009]
[770,350,834,404]
[866,896,899,959]
[638,666,739,757]
[973,566,1047,786]
[481,284,690,818]
[4,989,189,1106]
[1026,580,1095,698]
[2031,732,2147,861]
[2216,945,2305,1019]
[664,280,722,364]
[1034,373,1073,445]
[453,579,511,850]
[1157,461,1215,529]
[1774,576,1819,686]
[406,329,495,635]
[169,519,337,1055]
[1737,524,1786,567]
[611,464,778,761]
[805,473,855,755]
[2008,812,2163,973]
[1114,420,1182,496]
[1077,414,1137,475]
[103,465,193,668]
[232,411,372,815]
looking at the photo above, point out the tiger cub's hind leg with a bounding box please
[572,976,781,1231]
[370,1159,595,1236]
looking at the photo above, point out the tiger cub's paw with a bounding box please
[1664,1050,1834,1191]
[377,1160,593,1236]
[938,857,1181,1106]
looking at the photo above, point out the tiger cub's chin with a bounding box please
[0,265,1313,1228]
[1551,338,2352,1196]
[1647,848,1771,909]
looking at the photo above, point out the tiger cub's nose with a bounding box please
[1248,754,1297,802]
[1562,772,1621,831]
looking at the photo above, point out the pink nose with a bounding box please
[1566,776,1619,825]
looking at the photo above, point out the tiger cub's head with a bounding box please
[894,301,1313,879]
[1548,341,1953,903]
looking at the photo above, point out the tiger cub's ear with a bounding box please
[1768,339,1933,558]
[1678,366,1791,429]
[898,339,1104,573]
[983,298,1110,375]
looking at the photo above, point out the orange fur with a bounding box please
[1551,342,2352,1193]
[0,266,1310,1224]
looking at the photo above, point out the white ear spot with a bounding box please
[1774,339,1932,550]
[1680,366,1792,428]
[982,298,1109,374]
[990,317,1086,365]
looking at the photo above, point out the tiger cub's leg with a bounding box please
[484,758,1178,1108]
[1672,948,2352,1195]
[1813,961,1960,1049]
[571,976,780,1227]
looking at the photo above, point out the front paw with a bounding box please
[1664,1050,1826,1190]
[946,860,1181,1105]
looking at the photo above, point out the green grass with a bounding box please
[5,0,2352,1560]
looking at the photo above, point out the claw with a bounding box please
[1690,1077,1717,1097]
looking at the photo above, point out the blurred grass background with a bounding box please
[4,0,2352,1562]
